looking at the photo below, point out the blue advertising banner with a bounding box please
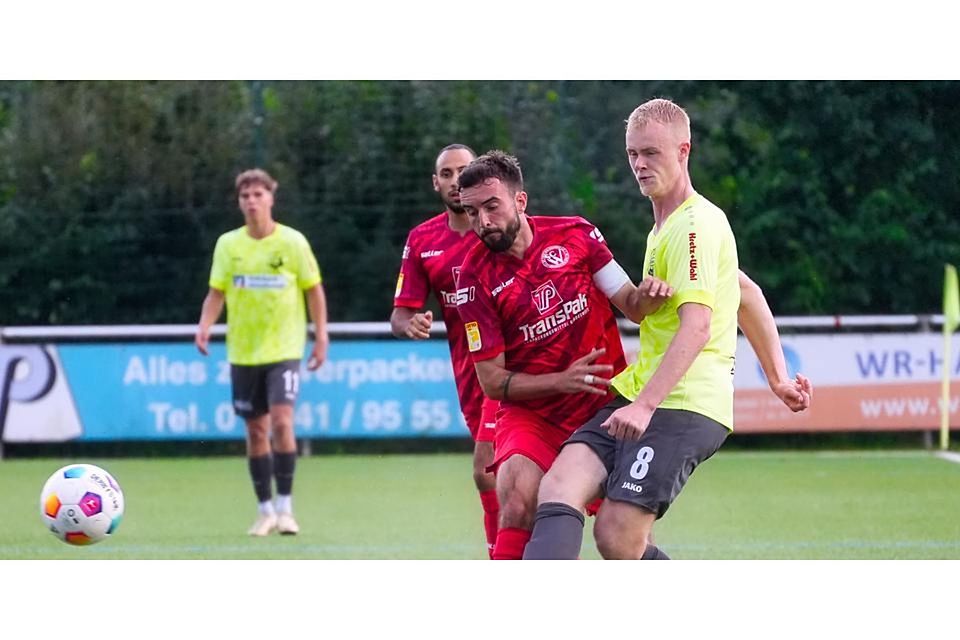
[1,341,469,441]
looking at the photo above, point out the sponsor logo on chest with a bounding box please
[518,291,589,342]
[442,266,474,307]
[232,274,288,289]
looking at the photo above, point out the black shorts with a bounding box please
[564,395,729,519]
[230,360,301,418]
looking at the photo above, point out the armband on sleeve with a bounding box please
[593,259,630,298]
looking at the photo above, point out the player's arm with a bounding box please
[390,306,433,340]
[609,278,674,324]
[195,287,225,356]
[594,258,672,324]
[737,270,812,411]
[474,349,614,401]
[305,283,329,370]
[602,302,712,440]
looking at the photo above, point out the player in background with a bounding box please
[390,144,501,558]
[457,150,811,560]
[195,169,329,537]
[522,98,812,560]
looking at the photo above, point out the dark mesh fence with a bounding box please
[1,80,958,324]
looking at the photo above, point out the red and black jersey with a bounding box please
[456,215,627,432]
[394,212,486,431]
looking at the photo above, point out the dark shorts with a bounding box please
[564,395,729,519]
[230,360,301,419]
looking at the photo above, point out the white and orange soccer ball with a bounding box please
[39,464,125,546]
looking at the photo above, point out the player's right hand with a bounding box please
[404,310,433,340]
[560,348,614,396]
[195,326,210,356]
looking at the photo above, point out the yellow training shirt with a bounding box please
[612,192,740,429]
[209,223,322,365]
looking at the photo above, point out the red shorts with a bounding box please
[488,404,603,517]
[465,396,498,443]
[487,405,574,474]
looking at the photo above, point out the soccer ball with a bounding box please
[39,463,125,546]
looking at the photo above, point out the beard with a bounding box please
[441,192,466,215]
[481,209,521,253]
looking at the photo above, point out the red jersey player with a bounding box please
[390,144,501,557]
[455,150,667,560]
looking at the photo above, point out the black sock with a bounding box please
[523,502,585,560]
[641,544,670,560]
[274,451,297,496]
[248,454,273,503]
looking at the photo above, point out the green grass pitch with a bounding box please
[1,450,959,559]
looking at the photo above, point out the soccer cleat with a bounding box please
[247,512,278,537]
[276,512,300,535]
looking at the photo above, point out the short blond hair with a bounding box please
[235,168,278,194]
[626,98,691,142]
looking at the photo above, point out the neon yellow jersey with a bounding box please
[209,223,322,365]
[613,193,740,430]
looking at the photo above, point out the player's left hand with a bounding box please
[307,335,329,371]
[772,372,813,412]
[601,401,654,441]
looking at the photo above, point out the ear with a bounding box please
[678,141,691,163]
[515,190,528,214]
[432,174,440,192]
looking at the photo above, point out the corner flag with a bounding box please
[945,264,960,334]
[941,264,959,449]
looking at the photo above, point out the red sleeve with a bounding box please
[580,220,615,273]
[455,264,505,362]
[393,230,429,308]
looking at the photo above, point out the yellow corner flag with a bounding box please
[941,264,959,449]
[946,264,960,333]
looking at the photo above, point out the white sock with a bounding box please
[258,500,275,516]
[275,494,293,514]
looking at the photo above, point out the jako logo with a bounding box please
[531,281,563,314]
[0,346,57,442]
[688,232,698,281]
[621,481,643,493]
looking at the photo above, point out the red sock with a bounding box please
[492,527,531,560]
[479,490,500,559]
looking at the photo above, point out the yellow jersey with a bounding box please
[209,223,322,365]
[613,193,740,429]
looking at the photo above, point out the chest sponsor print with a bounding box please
[232,274,287,289]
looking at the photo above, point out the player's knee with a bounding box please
[246,419,270,443]
[498,490,536,529]
[471,446,495,490]
[472,466,495,492]
[537,469,574,506]
[270,412,293,432]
